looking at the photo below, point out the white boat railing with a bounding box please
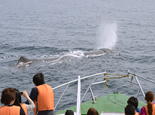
[53,71,155,113]
[53,72,106,109]
[127,71,155,97]
[76,76,81,115]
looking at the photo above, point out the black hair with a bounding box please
[13,88,22,106]
[65,110,74,115]
[125,104,135,115]
[33,73,45,86]
[127,96,138,109]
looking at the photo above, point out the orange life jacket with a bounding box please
[33,84,54,115]
[0,105,20,115]
[21,103,27,115]
[144,104,155,115]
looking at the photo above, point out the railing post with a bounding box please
[54,84,69,109]
[89,87,96,103]
[134,75,145,97]
[76,76,81,115]
[81,77,97,103]
[136,88,141,98]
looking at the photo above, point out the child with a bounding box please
[127,96,140,113]
[125,104,136,115]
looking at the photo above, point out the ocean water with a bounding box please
[1,0,155,114]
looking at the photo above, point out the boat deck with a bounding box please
[56,93,145,115]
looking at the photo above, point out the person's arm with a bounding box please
[29,88,38,101]
[140,106,146,115]
[21,91,35,111]
[25,100,35,111]
[25,88,38,104]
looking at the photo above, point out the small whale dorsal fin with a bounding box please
[17,56,31,63]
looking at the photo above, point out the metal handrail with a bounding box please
[128,72,155,84]
[128,72,155,97]
[53,72,106,90]
[53,71,155,110]
[53,72,106,109]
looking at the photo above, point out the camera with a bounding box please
[20,92,23,95]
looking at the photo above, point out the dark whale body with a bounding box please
[15,48,112,67]
[16,56,59,66]
[84,48,111,57]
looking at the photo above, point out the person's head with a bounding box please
[145,91,154,115]
[1,87,16,105]
[125,104,135,115]
[127,96,138,109]
[65,110,74,115]
[145,91,154,103]
[33,73,45,86]
[13,88,22,106]
[87,107,99,115]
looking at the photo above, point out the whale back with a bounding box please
[15,48,113,67]
[84,48,112,56]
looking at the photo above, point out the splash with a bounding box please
[96,22,118,49]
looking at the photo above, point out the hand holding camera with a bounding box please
[20,91,29,98]
[21,90,31,101]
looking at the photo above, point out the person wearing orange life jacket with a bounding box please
[140,91,155,115]
[26,72,54,115]
[0,87,25,115]
[13,88,35,115]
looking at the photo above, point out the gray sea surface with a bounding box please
[0,0,155,114]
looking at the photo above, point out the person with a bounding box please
[65,110,74,115]
[125,104,136,115]
[127,96,140,113]
[13,88,35,115]
[87,107,99,115]
[26,72,54,115]
[140,91,155,115]
[0,87,25,115]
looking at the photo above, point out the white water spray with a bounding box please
[96,22,118,49]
